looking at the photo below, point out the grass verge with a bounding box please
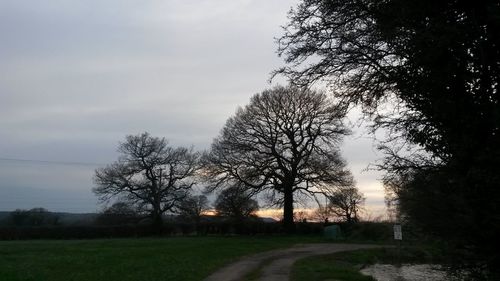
[292,245,446,281]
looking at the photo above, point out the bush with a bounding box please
[339,222,392,241]
[0,225,160,240]
[0,220,329,240]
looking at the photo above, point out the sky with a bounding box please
[0,0,386,216]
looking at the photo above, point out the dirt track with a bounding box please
[203,243,382,281]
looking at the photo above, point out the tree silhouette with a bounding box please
[203,85,352,232]
[178,194,210,224]
[327,186,365,223]
[214,185,259,221]
[277,0,500,276]
[93,132,199,232]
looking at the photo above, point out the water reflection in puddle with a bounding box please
[360,264,449,281]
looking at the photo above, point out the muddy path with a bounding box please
[203,243,382,281]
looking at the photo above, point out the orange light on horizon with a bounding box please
[201,206,388,221]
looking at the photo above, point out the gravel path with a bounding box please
[203,243,382,281]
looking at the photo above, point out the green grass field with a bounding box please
[292,246,446,281]
[0,236,324,281]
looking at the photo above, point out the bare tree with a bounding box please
[178,194,210,224]
[214,185,259,221]
[327,186,365,223]
[93,132,199,231]
[203,85,353,232]
[95,201,140,226]
[102,201,139,216]
[312,205,335,223]
[294,210,311,223]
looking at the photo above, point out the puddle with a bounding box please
[360,264,449,281]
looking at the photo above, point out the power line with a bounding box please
[0,157,105,167]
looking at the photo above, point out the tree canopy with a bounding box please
[278,0,500,277]
[93,132,199,231]
[178,194,210,224]
[214,185,259,221]
[327,186,365,223]
[203,85,353,232]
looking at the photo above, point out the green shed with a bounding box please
[324,225,342,239]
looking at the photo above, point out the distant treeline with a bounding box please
[0,222,396,241]
[0,208,410,241]
[0,208,96,227]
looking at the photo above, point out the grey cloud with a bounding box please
[0,0,387,213]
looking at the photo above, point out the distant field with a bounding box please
[0,236,324,281]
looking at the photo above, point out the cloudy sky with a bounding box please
[0,0,386,215]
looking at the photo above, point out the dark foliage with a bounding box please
[338,222,393,242]
[0,221,325,240]
[0,225,161,240]
[95,202,141,226]
[7,208,59,226]
[214,185,259,222]
[278,0,500,278]
[177,194,210,224]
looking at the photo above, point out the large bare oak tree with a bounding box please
[93,132,199,231]
[203,85,353,232]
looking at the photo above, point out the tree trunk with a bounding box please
[283,184,295,233]
[345,211,352,224]
[151,192,163,234]
[152,211,163,234]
